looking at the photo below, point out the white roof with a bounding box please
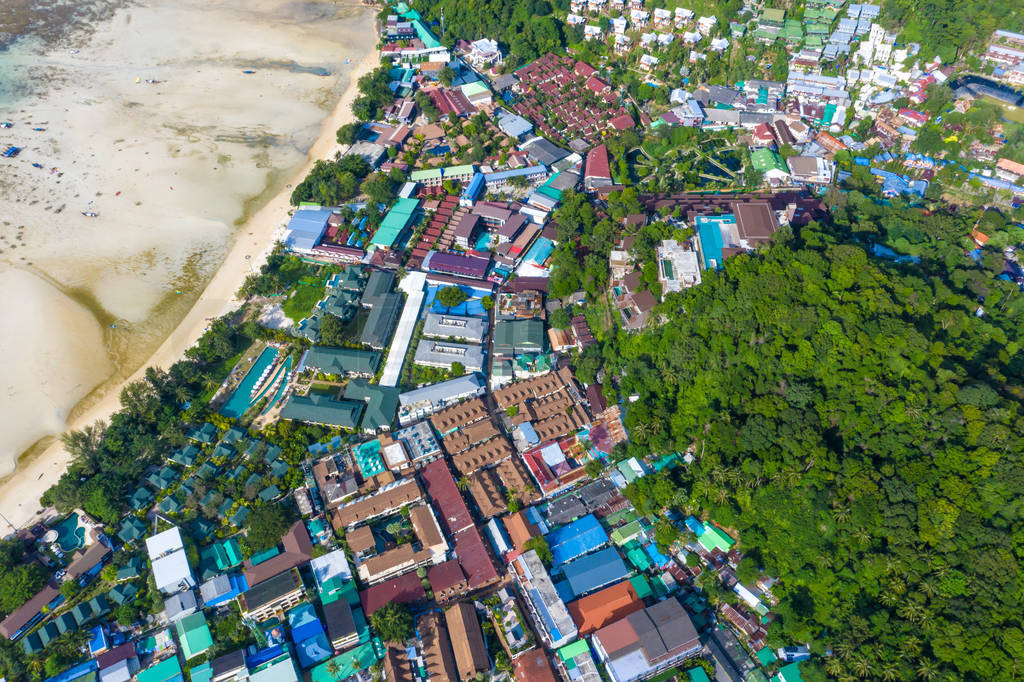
[100,659,134,682]
[145,526,184,560]
[382,441,409,469]
[310,549,353,585]
[152,549,194,593]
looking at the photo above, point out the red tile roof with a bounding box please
[453,527,500,589]
[359,572,426,615]
[420,459,474,535]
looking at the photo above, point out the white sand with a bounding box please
[0,0,380,531]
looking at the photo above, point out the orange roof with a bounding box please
[971,229,990,246]
[567,580,644,634]
[502,511,538,552]
[996,157,1024,176]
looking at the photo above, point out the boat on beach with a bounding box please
[81,211,99,217]
[3,146,22,158]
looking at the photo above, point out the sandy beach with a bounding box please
[0,0,380,532]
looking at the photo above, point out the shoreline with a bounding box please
[0,46,382,535]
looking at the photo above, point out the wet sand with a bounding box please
[0,0,379,530]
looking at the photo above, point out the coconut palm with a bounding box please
[852,657,872,678]
[917,659,941,680]
[832,504,852,524]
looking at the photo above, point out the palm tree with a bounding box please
[456,476,470,491]
[879,590,900,607]
[916,659,940,680]
[880,663,900,681]
[832,504,852,524]
[825,658,845,678]
[325,660,341,682]
[852,657,872,678]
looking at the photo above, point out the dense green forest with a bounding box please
[597,208,1024,679]
[881,0,1023,62]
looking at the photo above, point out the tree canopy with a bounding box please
[242,504,293,555]
[599,216,1024,680]
[369,602,414,643]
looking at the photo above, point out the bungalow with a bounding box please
[709,37,729,52]
[614,34,633,53]
[630,9,650,25]
[749,122,775,147]
[611,17,628,34]
[639,54,660,71]
[566,12,585,25]
[652,8,672,28]
[697,15,718,35]
[996,157,1024,183]
[675,7,695,27]
[584,25,603,41]
[657,32,675,47]
[683,30,702,44]
[640,32,656,48]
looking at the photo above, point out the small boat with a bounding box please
[32,127,46,131]
[69,49,79,54]
[0,122,12,128]
[3,146,21,158]
[145,79,161,84]
[242,69,256,74]
[32,163,44,169]
[81,211,99,217]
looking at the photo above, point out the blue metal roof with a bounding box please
[545,514,609,565]
[561,546,630,598]
[461,173,485,203]
[284,207,333,251]
[483,165,547,183]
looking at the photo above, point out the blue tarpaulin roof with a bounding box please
[288,602,325,644]
[545,514,609,565]
[560,547,630,598]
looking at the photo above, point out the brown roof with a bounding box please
[733,201,778,241]
[491,367,575,408]
[452,437,514,475]
[383,644,416,682]
[418,612,460,680]
[495,458,539,504]
[512,649,559,682]
[468,468,507,519]
[444,603,489,680]
[568,580,644,634]
[430,398,488,434]
[243,522,314,587]
[502,511,539,552]
[362,543,432,579]
[331,478,423,529]
[347,526,376,554]
[409,504,445,550]
[0,582,59,639]
[441,420,499,455]
[631,290,657,313]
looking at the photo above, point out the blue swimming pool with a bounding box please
[220,347,280,418]
[54,513,85,552]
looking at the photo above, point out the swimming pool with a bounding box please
[220,347,280,418]
[54,513,85,552]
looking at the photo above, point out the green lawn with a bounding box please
[282,276,326,321]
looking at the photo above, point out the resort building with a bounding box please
[413,340,485,372]
[237,569,305,621]
[146,527,197,595]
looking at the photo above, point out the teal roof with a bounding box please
[190,663,213,682]
[343,380,399,432]
[174,612,213,660]
[303,346,381,376]
[118,517,147,543]
[281,394,364,429]
[158,494,184,514]
[259,485,282,502]
[371,197,420,249]
[698,525,736,553]
[688,667,712,682]
[409,166,475,183]
[229,507,250,526]
[137,657,182,682]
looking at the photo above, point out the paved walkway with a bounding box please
[380,270,426,387]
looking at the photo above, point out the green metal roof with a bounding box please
[409,165,475,182]
[281,393,364,429]
[175,612,213,660]
[750,148,788,175]
[688,667,712,682]
[756,647,778,665]
[343,380,399,432]
[137,657,182,682]
[557,639,591,662]
[698,525,736,553]
[371,197,420,249]
[629,574,654,600]
[304,346,381,376]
